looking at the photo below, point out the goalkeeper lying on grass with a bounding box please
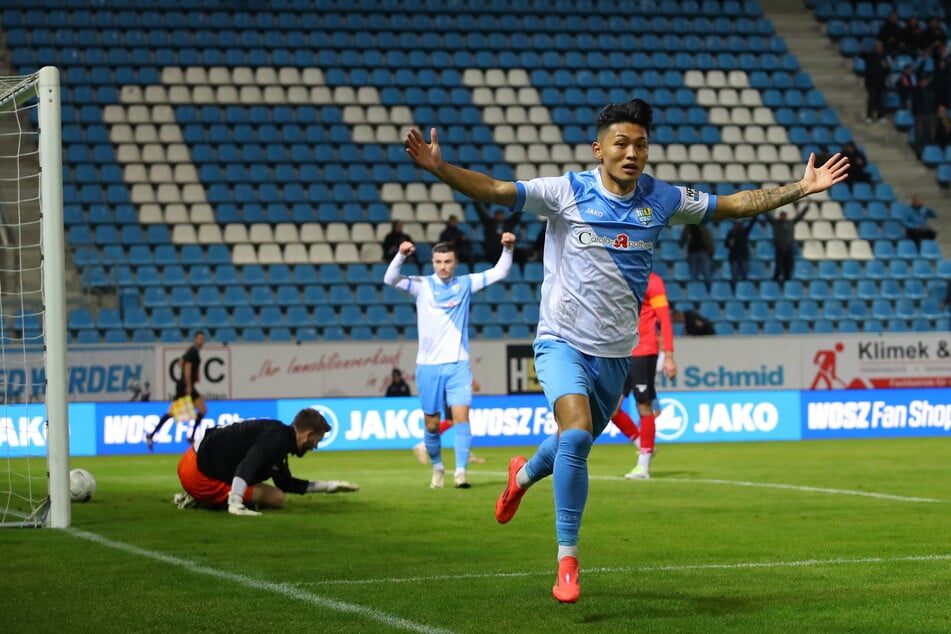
[173,408,359,516]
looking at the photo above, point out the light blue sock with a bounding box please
[424,429,442,469]
[453,422,471,472]
[553,429,593,547]
[523,433,558,485]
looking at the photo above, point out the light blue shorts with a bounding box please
[533,338,631,439]
[415,361,473,416]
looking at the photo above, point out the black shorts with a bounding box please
[622,355,657,404]
[173,383,201,401]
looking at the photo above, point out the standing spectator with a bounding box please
[609,272,677,480]
[404,99,848,602]
[383,233,516,489]
[762,206,808,286]
[899,16,927,55]
[437,214,474,269]
[475,202,521,263]
[923,18,948,57]
[912,75,938,156]
[724,218,757,289]
[877,11,904,56]
[145,331,207,451]
[935,104,951,147]
[840,140,871,183]
[931,42,951,109]
[863,40,891,123]
[385,368,411,397]
[903,194,938,246]
[896,64,919,111]
[172,408,359,515]
[382,221,414,261]
[679,224,714,290]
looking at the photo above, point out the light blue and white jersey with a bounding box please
[384,248,513,365]
[513,167,716,358]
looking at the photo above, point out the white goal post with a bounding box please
[0,66,68,528]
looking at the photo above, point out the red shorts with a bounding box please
[177,447,253,508]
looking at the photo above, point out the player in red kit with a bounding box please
[610,272,677,479]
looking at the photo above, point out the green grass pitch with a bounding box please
[2,438,949,633]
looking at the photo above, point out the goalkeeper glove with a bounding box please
[227,491,261,516]
[326,480,360,493]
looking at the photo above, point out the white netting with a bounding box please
[0,71,52,527]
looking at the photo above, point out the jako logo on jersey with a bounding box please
[582,207,604,217]
[634,207,653,225]
[655,397,689,440]
[309,404,339,449]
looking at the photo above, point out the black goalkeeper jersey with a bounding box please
[195,419,309,494]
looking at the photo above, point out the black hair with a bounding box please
[432,241,457,256]
[292,408,331,434]
[595,99,653,136]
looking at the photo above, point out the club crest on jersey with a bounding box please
[634,207,653,226]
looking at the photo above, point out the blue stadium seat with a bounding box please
[763,322,785,335]
[788,320,810,334]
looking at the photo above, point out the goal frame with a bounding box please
[0,66,68,528]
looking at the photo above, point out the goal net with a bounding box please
[0,66,68,528]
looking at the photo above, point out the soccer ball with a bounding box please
[69,468,96,503]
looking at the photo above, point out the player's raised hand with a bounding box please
[405,127,442,172]
[802,152,849,194]
[398,241,415,257]
[500,231,516,249]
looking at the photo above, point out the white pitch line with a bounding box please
[652,477,948,503]
[69,529,454,634]
[474,471,948,504]
[301,553,951,587]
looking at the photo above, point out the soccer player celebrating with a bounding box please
[384,235,515,489]
[404,98,849,602]
[610,271,677,479]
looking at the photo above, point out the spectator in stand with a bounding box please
[896,64,919,111]
[840,141,872,183]
[762,206,808,287]
[385,368,411,397]
[679,224,714,290]
[932,42,951,109]
[672,308,716,336]
[921,17,947,54]
[903,194,938,246]
[476,202,521,263]
[382,221,415,262]
[911,75,938,156]
[438,214,475,269]
[935,104,951,147]
[877,11,904,56]
[862,40,891,123]
[899,16,928,55]
[724,218,757,290]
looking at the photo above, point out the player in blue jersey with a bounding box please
[384,233,516,489]
[405,98,849,603]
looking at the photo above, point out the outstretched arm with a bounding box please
[383,241,416,289]
[481,232,517,286]
[714,152,849,220]
[405,128,518,207]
